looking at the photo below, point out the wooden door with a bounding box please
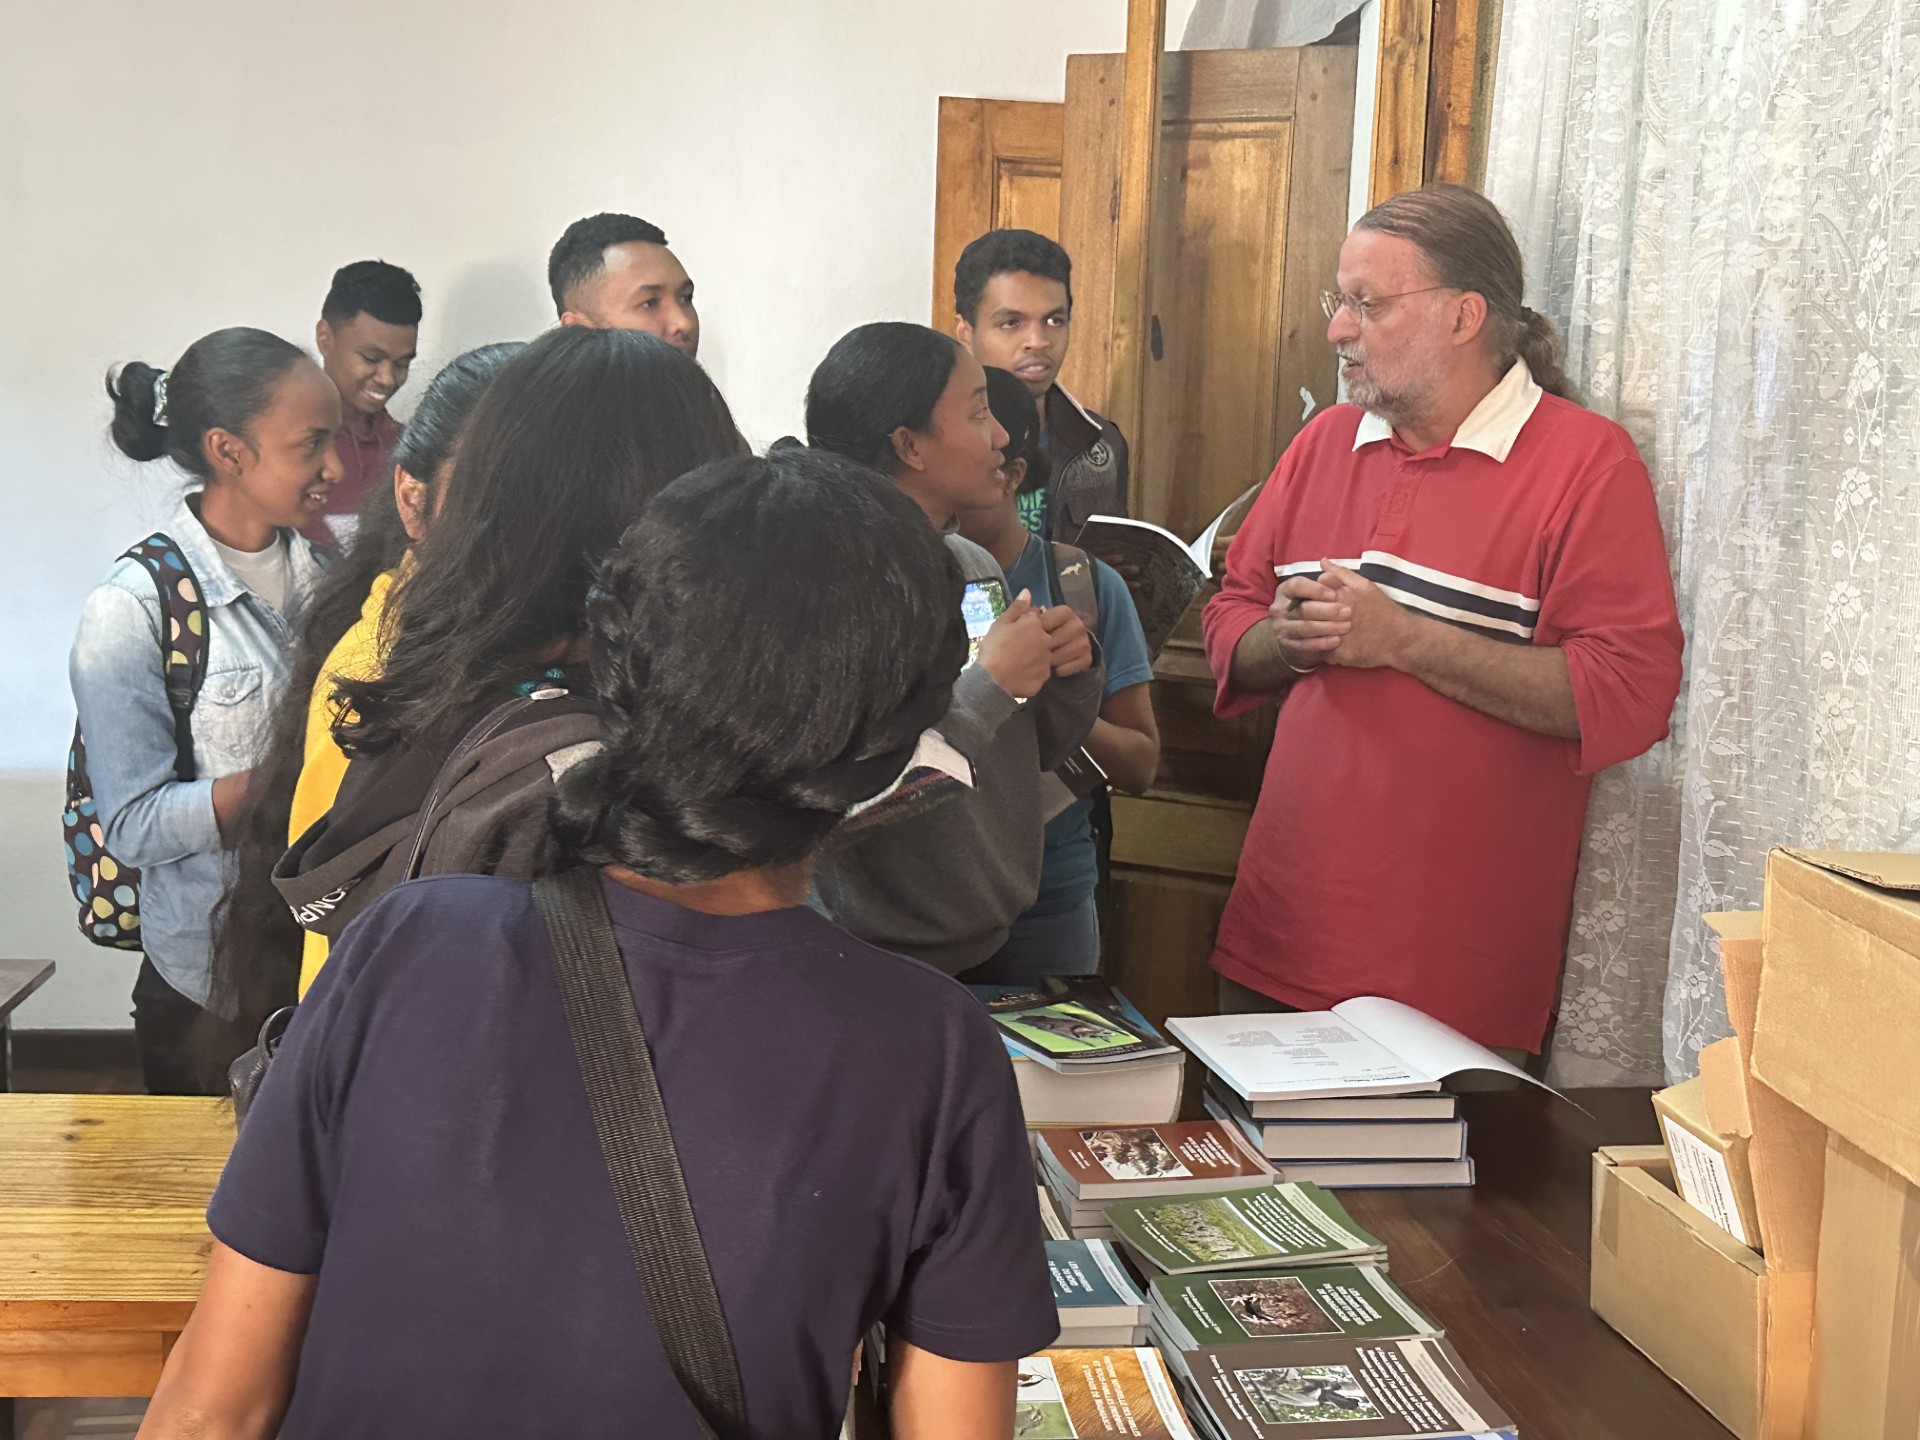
[930,98,1064,327]
[1059,45,1359,1035]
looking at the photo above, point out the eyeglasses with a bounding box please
[1319,286,1455,322]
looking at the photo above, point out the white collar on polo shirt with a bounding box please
[1352,359,1544,462]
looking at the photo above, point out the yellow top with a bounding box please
[292,566,400,997]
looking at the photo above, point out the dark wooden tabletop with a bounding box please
[1341,1086,1731,1440]
[0,959,53,1022]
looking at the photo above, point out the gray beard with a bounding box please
[1346,366,1434,431]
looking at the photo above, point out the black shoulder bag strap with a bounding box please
[533,868,749,1440]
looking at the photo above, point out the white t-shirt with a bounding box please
[213,534,293,613]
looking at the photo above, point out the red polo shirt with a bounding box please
[1202,370,1683,1050]
[303,409,404,546]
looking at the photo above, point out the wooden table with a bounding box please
[0,1087,1726,1439]
[0,1096,230,1403]
[0,962,55,1093]
[1342,1086,1731,1440]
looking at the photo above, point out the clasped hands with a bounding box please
[978,590,1094,700]
[1268,561,1417,673]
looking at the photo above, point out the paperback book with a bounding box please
[979,978,1181,1069]
[1149,1265,1441,1350]
[1015,1348,1200,1440]
[1238,1094,1458,1122]
[1168,1336,1516,1439]
[1049,1239,1151,1328]
[1106,1183,1387,1277]
[1168,998,1542,1103]
[1077,482,1263,657]
[1039,1120,1277,1200]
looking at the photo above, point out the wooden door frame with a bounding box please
[1109,0,1501,415]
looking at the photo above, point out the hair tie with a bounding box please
[151,371,171,427]
[1520,306,1538,324]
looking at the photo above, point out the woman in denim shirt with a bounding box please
[71,327,340,1093]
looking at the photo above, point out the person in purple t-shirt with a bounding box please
[308,259,420,547]
[136,446,1058,1440]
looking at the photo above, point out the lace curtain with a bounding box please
[1485,0,1920,1084]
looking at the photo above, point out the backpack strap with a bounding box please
[120,534,210,780]
[534,867,748,1440]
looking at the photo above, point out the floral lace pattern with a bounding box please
[1486,0,1920,1083]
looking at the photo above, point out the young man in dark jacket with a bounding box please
[953,229,1130,543]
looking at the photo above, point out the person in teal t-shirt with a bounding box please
[957,369,1159,981]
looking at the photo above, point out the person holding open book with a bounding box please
[136,448,1058,1439]
[953,229,1128,542]
[1203,186,1683,1056]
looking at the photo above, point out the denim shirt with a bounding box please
[69,494,327,1007]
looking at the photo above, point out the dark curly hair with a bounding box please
[548,212,670,316]
[953,228,1072,324]
[321,259,422,328]
[551,447,968,883]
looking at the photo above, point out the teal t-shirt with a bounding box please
[1005,535,1155,915]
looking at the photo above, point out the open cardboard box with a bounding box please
[1592,1145,1813,1440]
[1753,851,1920,1189]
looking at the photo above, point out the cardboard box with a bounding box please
[1752,851,1920,1188]
[1656,1076,1764,1250]
[1702,1035,1755,1137]
[1592,1146,1769,1440]
[1811,1135,1920,1440]
[1707,910,1827,1273]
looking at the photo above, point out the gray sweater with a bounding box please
[816,534,1106,974]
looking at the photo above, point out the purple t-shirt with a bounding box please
[209,873,1057,1437]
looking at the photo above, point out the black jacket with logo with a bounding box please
[1042,385,1131,543]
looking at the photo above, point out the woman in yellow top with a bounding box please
[208,345,522,1042]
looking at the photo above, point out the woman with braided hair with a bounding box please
[139,448,1059,1440]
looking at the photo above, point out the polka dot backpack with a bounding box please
[63,534,209,949]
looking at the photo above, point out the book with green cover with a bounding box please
[1048,1239,1150,1327]
[1149,1265,1440,1350]
[1106,1183,1386,1277]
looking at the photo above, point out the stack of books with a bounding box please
[1036,1120,1277,1241]
[1169,996,1542,1188]
[1047,1238,1152,1347]
[974,978,1185,1126]
[1079,1180,1517,1438]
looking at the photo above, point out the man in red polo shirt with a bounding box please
[1202,186,1683,1054]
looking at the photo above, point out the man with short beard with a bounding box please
[1201,186,1683,1057]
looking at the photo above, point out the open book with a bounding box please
[1076,481,1264,657]
[1167,997,1547,1104]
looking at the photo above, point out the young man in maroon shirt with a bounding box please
[310,260,421,547]
[1203,185,1683,1056]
